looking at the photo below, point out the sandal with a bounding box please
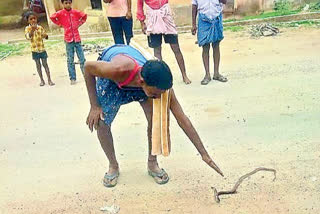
[148,168,169,185]
[212,75,228,82]
[201,78,211,85]
[103,171,120,188]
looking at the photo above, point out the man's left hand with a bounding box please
[191,25,197,35]
[86,106,104,132]
[126,11,132,20]
[202,154,224,177]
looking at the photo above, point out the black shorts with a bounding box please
[32,51,48,60]
[147,34,178,48]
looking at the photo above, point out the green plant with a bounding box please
[309,1,320,11]
[224,26,245,32]
[274,0,291,12]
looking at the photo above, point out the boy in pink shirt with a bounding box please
[103,0,133,45]
[50,0,87,85]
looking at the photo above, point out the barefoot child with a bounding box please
[84,44,223,187]
[50,0,87,85]
[192,0,228,85]
[137,0,192,84]
[25,12,55,87]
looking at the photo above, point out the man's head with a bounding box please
[140,60,173,99]
[61,0,72,10]
[26,12,37,25]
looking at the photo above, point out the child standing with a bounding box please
[192,0,228,85]
[137,0,192,85]
[50,0,87,85]
[25,12,55,87]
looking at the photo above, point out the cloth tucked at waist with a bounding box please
[197,13,224,47]
[146,4,177,35]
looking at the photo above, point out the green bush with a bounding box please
[274,0,292,12]
[309,1,320,11]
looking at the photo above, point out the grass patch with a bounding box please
[224,10,301,23]
[0,43,28,58]
[275,19,320,27]
[0,37,113,59]
[224,25,245,32]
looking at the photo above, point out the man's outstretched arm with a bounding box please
[170,89,224,176]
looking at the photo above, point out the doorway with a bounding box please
[91,0,102,10]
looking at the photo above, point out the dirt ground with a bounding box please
[0,28,320,214]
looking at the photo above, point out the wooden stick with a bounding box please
[151,98,162,155]
[212,167,276,203]
[161,90,170,156]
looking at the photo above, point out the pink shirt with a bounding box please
[137,0,169,21]
[107,0,128,17]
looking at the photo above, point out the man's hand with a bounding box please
[31,23,37,30]
[30,24,37,36]
[191,24,197,35]
[202,153,224,177]
[126,11,132,20]
[140,21,147,34]
[86,106,104,132]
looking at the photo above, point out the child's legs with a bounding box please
[148,34,163,60]
[40,58,53,81]
[169,42,187,76]
[212,42,220,77]
[154,46,162,60]
[121,17,133,45]
[34,58,44,81]
[108,17,125,44]
[166,35,190,83]
[75,42,86,74]
[202,44,210,78]
[66,42,76,80]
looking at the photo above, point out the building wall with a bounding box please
[1,0,319,30]
[0,0,24,16]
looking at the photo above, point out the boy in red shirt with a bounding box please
[50,0,87,85]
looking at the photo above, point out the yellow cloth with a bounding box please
[25,25,47,53]
[151,89,171,156]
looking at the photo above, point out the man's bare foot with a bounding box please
[147,159,169,184]
[48,81,55,86]
[39,81,45,87]
[201,76,211,85]
[183,76,192,85]
[70,80,76,85]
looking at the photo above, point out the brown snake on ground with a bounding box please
[212,167,277,203]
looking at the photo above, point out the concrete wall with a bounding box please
[0,0,24,16]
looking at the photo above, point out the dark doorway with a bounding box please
[91,0,102,10]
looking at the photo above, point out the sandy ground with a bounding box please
[0,28,320,214]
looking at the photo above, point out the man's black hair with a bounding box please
[61,0,72,3]
[141,60,173,90]
[25,11,37,20]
